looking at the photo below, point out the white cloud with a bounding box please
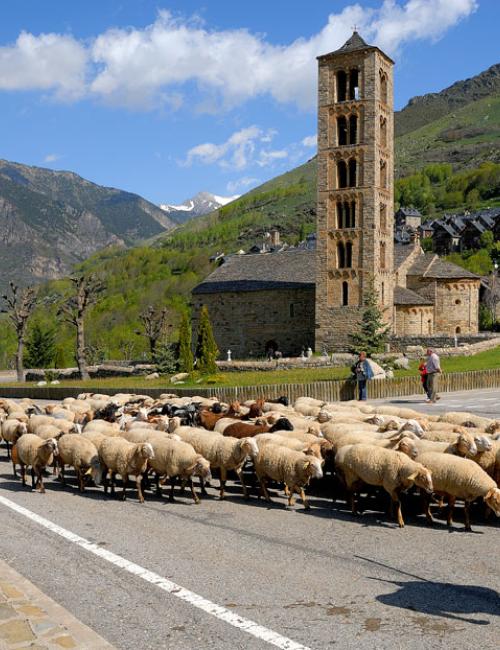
[226,176,260,193]
[257,149,289,167]
[301,135,317,148]
[43,153,62,163]
[0,31,87,100]
[185,126,279,170]
[0,1,478,109]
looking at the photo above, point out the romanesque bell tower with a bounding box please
[315,32,394,350]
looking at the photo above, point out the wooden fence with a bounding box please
[1,368,500,403]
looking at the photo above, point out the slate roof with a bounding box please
[407,254,479,279]
[394,243,416,268]
[318,31,394,63]
[394,286,433,306]
[396,207,422,217]
[192,249,316,295]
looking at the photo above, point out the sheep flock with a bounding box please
[1,393,500,532]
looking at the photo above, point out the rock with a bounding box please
[386,369,394,379]
[50,380,60,385]
[393,356,409,369]
[90,365,134,378]
[145,372,160,380]
[173,381,186,385]
[170,373,189,384]
[366,359,386,379]
[36,381,47,386]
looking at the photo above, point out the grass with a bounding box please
[1,346,499,391]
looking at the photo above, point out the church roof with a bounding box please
[333,31,369,54]
[407,254,479,280]
[192,249,316,295]
[394,243,417,268]
[394,286,433,306]
[318,31,394,63]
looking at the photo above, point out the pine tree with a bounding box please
[153,342,178,375]
[195,306,219,374]
[349,282,390,356]
[178,311,194,373]
[24,322,56,369]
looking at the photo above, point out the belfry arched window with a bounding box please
[380,71,388,104]
[337,242,346,269]
[349,115,358,144]
[337,71,347,102]
[337,160,348,188]
[337,116,348,146]
[380,160,387,188]
[349,69,359,100]
[348,159,357,187]
[380,241,386,270]
[346,242,353,268]
[380,116,387,148]
[342,282,349,306]
[380,203,387,230]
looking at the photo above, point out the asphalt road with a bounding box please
[0,390,499,649]
[374,387,500,419]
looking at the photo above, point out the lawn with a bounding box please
[1,346,499,391]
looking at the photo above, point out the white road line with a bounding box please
[0,494,310,650]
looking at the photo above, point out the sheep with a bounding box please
[438,412,493,429]
[174,427,258,499]
[335,444,433,528]
[15,435,58,493]
[148,438,212,504]
[253,446,323,509]
[81,431,107,452]
[28,415,79,435]
[469,440,500,482]
[1,419,27,459]
[198,401,241,430]
[31,424,66,441]
[213,417,242,434]
[417,452,500,530]
[277,430,328,446]
[57,434,102,492]
[84,419,120,434]
[99,438,154,503]
[222,417,293,439]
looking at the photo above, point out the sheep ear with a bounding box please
[485,488,496,500]
[407,471,418,481]
[303,460,311,470]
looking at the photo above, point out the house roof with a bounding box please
[396,207,422,217]
[192,249,316,295]
[407,254,479,280]
[394,286,433,306]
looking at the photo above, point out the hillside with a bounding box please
[0,160,177,291]
[395,63,500,137]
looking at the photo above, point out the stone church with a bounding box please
[192,32,480,357]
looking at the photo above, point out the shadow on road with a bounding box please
[356,555,499,625]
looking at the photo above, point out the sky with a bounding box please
[0,0,498,205]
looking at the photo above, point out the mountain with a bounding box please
[0,160,177,291]
[395,63,500,137]
[160,191,240,222]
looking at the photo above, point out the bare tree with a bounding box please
[1,282,37,382]
[58,275,103,380]
[136,305,170,359]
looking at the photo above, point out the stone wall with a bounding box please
[192,288,316,359]
[395,305,434,336]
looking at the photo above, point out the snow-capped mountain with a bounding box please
[160,191,239,223]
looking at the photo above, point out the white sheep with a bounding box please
[174,427,258,499]
[57,434,102,492]
[99,438,154,503]
[253,445,323,509]
[1,419,27,459]
[148,438,212,503]
[335,444,433,527]
[418,452,500,530]
[15,434,58,493]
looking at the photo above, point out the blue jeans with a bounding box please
[358,379,367,400]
